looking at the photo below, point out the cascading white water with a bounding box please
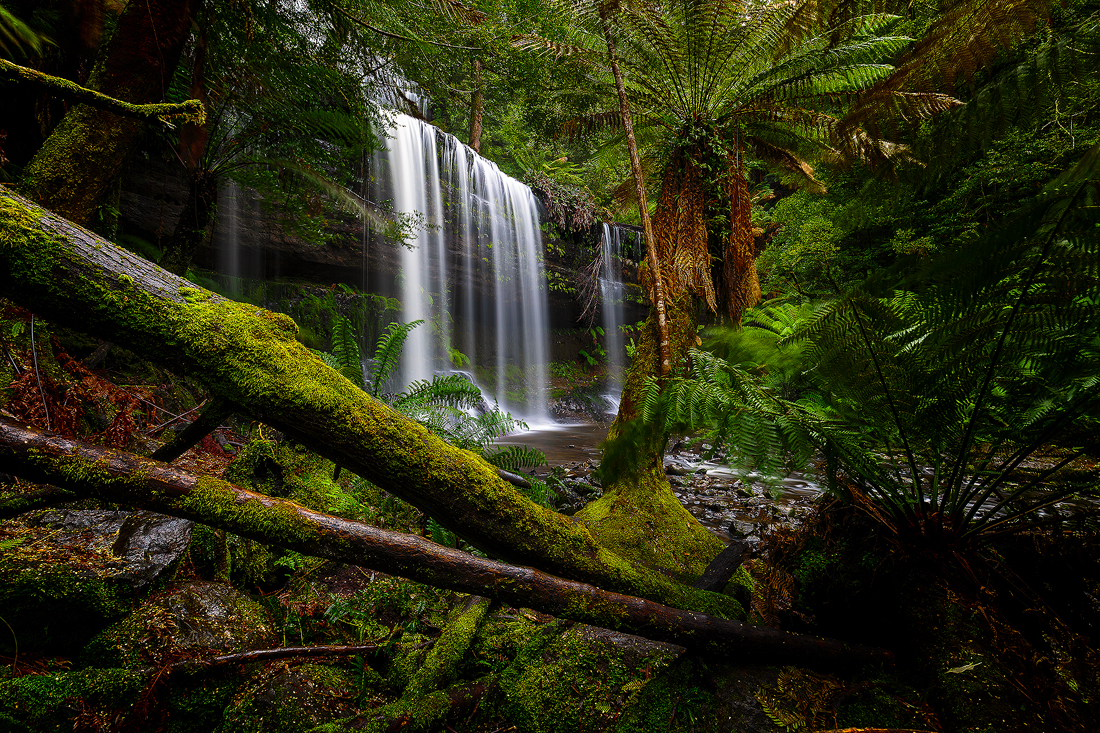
[213,180,240,292]
[599,223,641,409]
[373,113,550,421]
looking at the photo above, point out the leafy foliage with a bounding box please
[365,319,424,397]
[321,316,546,463]
[646,159,1100,554]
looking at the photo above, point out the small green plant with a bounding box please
[578,326,608,367]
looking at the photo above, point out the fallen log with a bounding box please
[693,540,747,592]
[0,416,892,669]
[0,188,727,618]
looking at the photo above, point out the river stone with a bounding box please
[0,509,192,652]
[85,580,275,668]
[28,509,194,589]
[220,663,358,733]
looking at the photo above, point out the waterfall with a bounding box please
[213,180,240,293]
[372,113,550,421]
[599,224,636,408]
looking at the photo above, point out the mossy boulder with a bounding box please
[496,622,682,733]
[220,663,359,733]
[83,580,274,668]
[0,508,192,653]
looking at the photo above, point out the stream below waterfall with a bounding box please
[495,423,823,542]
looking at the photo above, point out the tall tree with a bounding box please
[16,0,199,224]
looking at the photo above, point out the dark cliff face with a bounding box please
[117,155,646,335]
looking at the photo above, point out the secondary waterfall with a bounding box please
[372,113,550,421]
[598,223,642,409]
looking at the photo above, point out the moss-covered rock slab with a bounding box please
[0,508,192,652]
[221,663,359,733]
[84,580,274,668]
[497,622,683,733]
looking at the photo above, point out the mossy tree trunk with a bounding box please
[16,0,198,225]
[589,147,740,578]
[0,415,892,668]
[0,188,731,619]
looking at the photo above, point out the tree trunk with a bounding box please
[469,58,484,153]
[16,0,198,224]
[0,416,892,669]
[600,21,671,378]
[589,148,727,578]
[0,188,733,619]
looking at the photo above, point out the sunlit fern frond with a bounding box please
[480,445,547,471]
[393,374,484,411]
[368,319,423,397]
[0,6,51,58]
[327,314,366,389]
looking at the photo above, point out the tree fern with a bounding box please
[647,163,1100,553]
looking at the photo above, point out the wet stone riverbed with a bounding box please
[496,423,822,544]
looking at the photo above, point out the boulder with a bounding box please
[84,580,274,668]
[0,509,192,652]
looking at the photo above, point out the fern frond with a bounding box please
[368,319,423,397]
[481,445,547,471]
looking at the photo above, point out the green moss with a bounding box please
[497,622,676,733]
[164,678,238,733]
[613,659,714,733]
[221,663,357,733]
[0,522,136,653]
[0,667,145,730]
[404,597,490,697]
[578,465,726,583]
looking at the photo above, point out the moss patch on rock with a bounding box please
[221,663,358,733]
[83,580,274,669]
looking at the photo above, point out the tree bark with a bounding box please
[600,20,671,378]
[0,416,892,669]
[469,58,484,153]
[16,0,198,224]
[0,188,731,618]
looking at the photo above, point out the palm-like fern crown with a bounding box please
[620,1,899,133]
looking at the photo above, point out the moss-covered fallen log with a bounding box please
[0,59,205,124]
[0,188,727,618]
[0,416,892,668]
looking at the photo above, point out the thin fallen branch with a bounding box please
[693,540,747,592]
[0,417,892,670]
[151,398,233,462]
[153,643,390,676]
[0,58,205,124]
